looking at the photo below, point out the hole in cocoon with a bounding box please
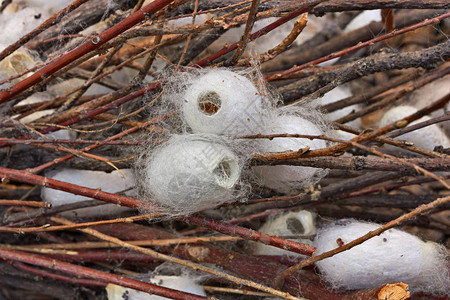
[198,91,221,115]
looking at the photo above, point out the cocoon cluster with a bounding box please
[142,68,329,214]
[141,134,241,214]
[253,210,315,256]
[313,219,450,294]
[106,275,206,300]
[379,105,450,150]
[182,69,266,135]
[252,114,327,193]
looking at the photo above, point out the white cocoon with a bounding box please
[41,168,135,206]
[379,105,450,150]
[254,210,315,256]
[15,0,73,13]
[183,69,265,135]
[344,10,382,33]
[143,135,241,213]
[314,219,450,294]
[0,8,48,46]
[252,115,327,193]
[106,275,206,300]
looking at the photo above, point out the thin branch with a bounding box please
[227,0,260,65]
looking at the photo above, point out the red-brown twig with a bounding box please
[183,215,316,256]
[0,200,51,208]
[0,167,148,209]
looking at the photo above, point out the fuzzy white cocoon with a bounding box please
[314,219,450,294]
[143,135,241,213]
[254,210,315,256]
[106,275,206,300]
[15,0,73,13]
[41,168,135,206]
[183,69,265,135]
[252,115,327,193]
[0,7,48,46]
[379,105,450,150]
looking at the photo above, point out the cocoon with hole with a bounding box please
[314,219,450,294]
[183,69,265,135]
[379,105,450,150]
[252,115,327,193]
[143,135,241,214]
[254,210,315,256]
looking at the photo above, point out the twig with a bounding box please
[0,214,157,233]
[227,0,260,65]
[0,200,51,208]
[0,167,149,209]
[11,236,242,250]
[184,215,316,256]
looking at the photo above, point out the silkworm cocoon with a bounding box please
[15,0,73,13]
[379,105,450,150]
[183,69,264,135]
[314,219,450,294]
[252,115,327,193]
[254,210,315,256]
[41,168,135,207]
[0,8,47,46]
[106,275,206,300]
[142,135,241,214]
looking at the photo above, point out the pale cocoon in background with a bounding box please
[41,168,136,206]
[252,115,327,193]
[314,219,450,294]
[254,210,315,256]
[106,275,206,300]
[316,85,361,129]
[183,69,265,135]
[142,135,241,214]
[379,105,450,150]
